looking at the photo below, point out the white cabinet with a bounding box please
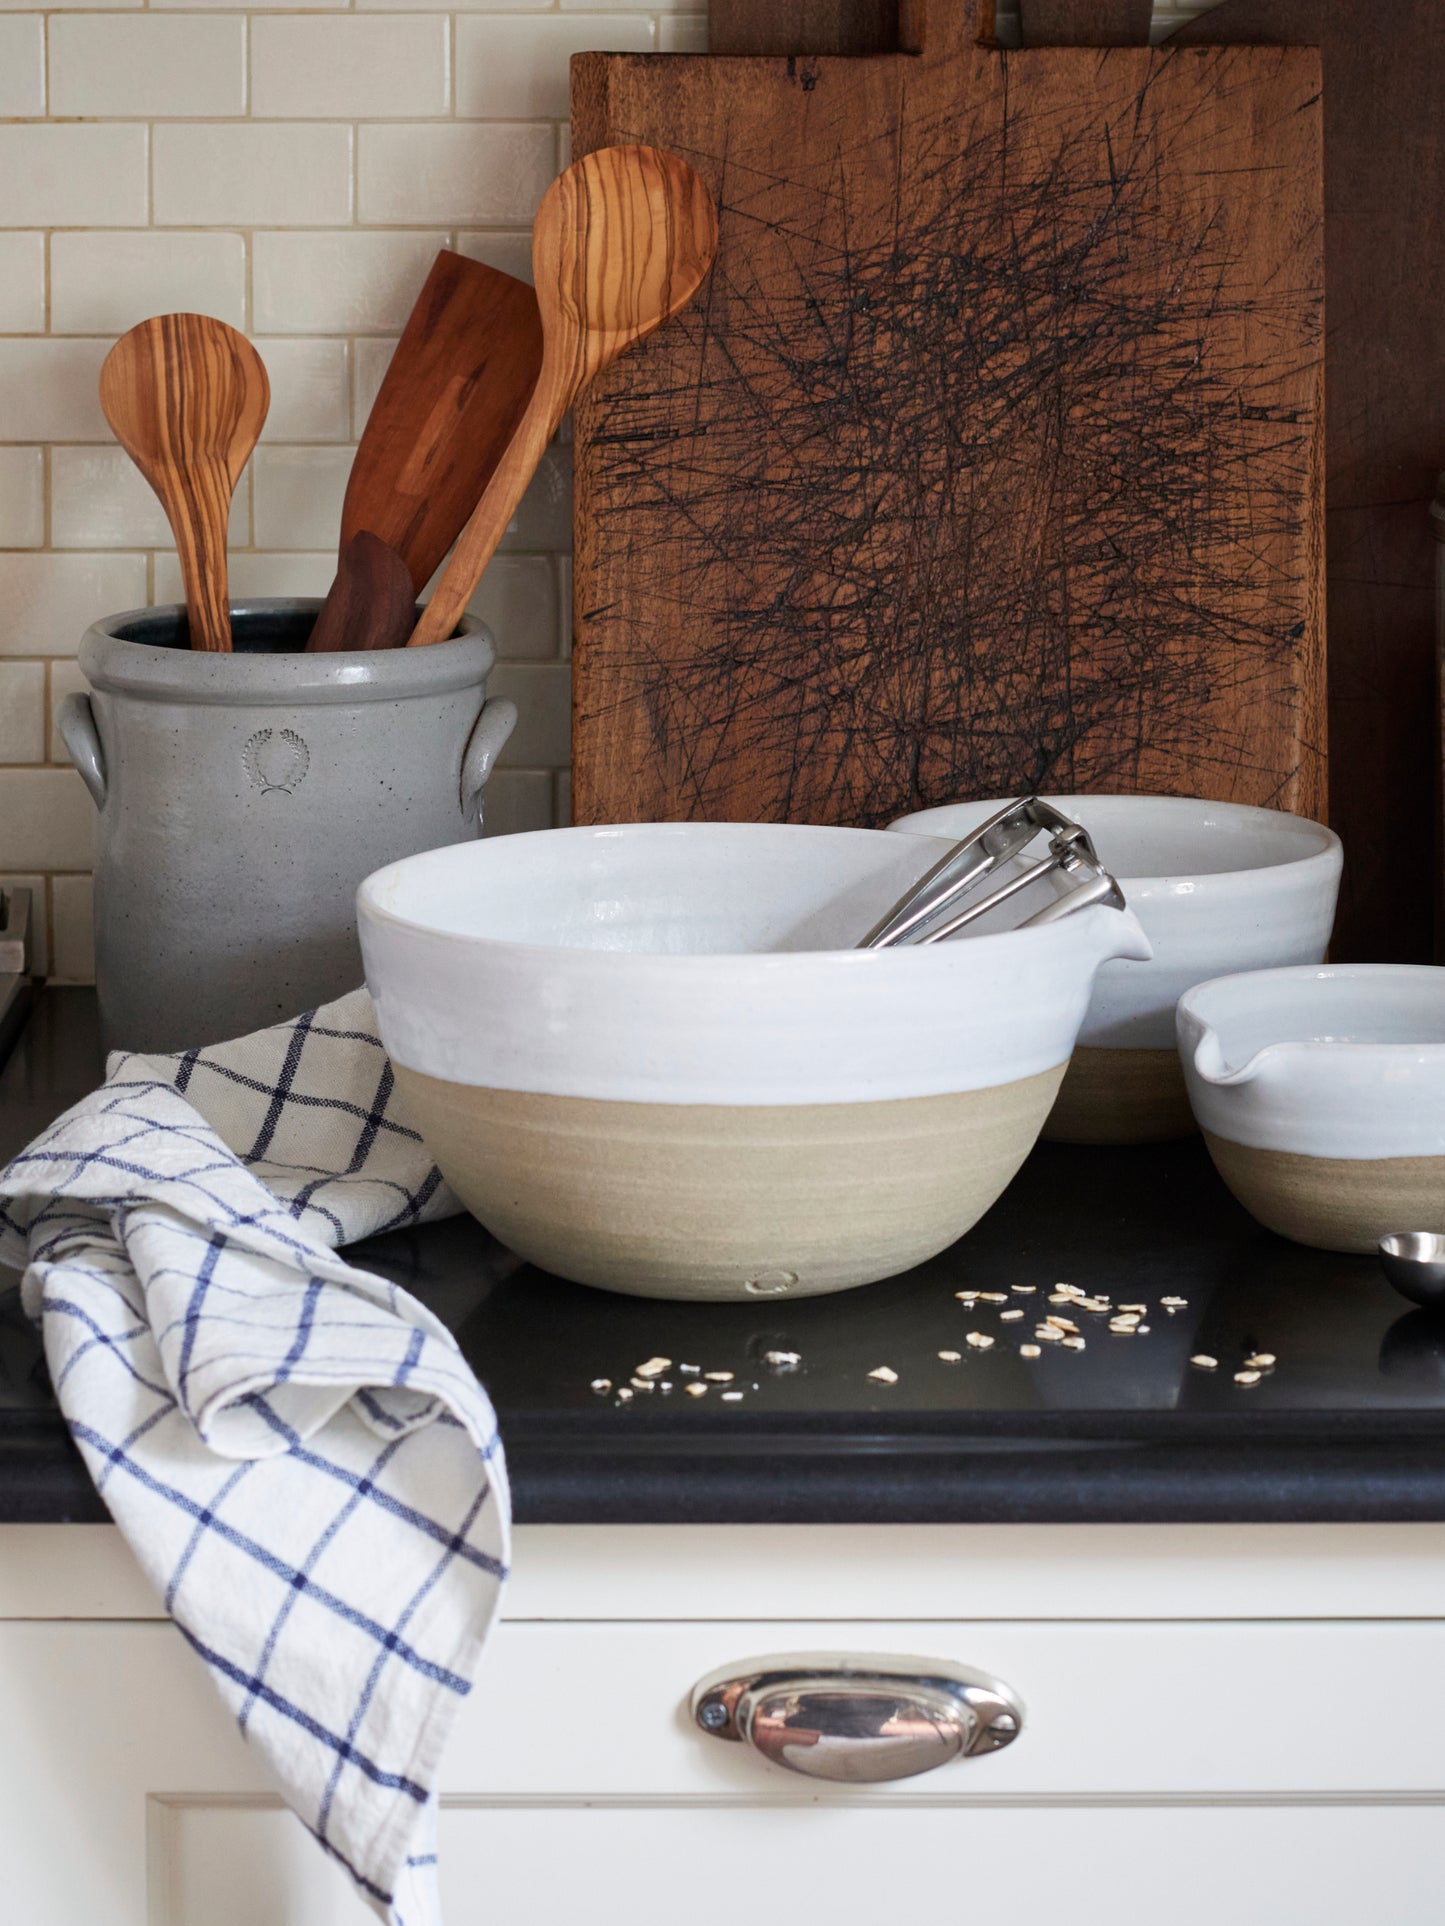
[5,1523,1445,1925]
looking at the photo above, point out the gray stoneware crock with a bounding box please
[59,598,516,1055]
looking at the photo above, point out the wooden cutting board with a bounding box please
[1172,0,1444,964]
[570,0,1324,835]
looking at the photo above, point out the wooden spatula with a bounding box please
[407,147,717,649]
[304,251,543,652]
[305,531,416,653]
[100,314,268,653]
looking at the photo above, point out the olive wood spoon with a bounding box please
[100,314,269,653]
[305,531,417,653]
[407,145,717,648]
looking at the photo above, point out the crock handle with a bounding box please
[460,696,518,819]
[58,693,107,808]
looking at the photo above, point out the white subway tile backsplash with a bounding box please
[481,768,552,838]
[659,14,708,51]
[154,124,353,227]
[153,550,336,604]
[0,17,45,116]
[50,231,246,336]
[455,14,654,121]
[358,124,555,226]
[0,663,45,763]
[0,236,44,332]
[0,768,97,870]
[465,554,558,661]
[352,337,399,430]
[49,14,246,118]
[50,872,94,982]
[0,877,47,978]
[0,553,147,657]
[0,449,45,549]
[258,339,351,443]
[487,662,571,768]
[51,446,248,549]
[252,16,450,119]
[0,341,110,443]
[251,445,352,550]
[500,440,571,553]
[0,1,674,970]
[254,232,447,333]
[456,230,534,286]
[0,125,148,227]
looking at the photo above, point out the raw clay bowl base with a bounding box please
[396,1063,1066,1299]
[1044,1046,1197,1145]
[1204,1134,1445,1256]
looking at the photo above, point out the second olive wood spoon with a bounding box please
[407,145,718,648]
[305,531,416,653]
[100,314,269,653]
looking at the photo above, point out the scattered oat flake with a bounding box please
[938,1349,962,1363]
[1019,1343,1042,1359]
[704,1371,734,1383]
[1109,1314,1141,1333]
[1161,1295,1187,1309]
[685,1382,708,1398]
[679,1363,701,1376]
[979,1292,1009,1303]
[591,1378,613,1394]
[1045,1315,1078,1333]
[634,1357,671,1378]
[1035,1325,1063,1342]
[956,1290,979,1302]
[1013,1284,1037,1294]
[1137,1325,1150,1334]
[868,1365,899,1384]
[721,1389,745,1402]
[1063,1335,1086,1351]
[1000,1309,1024,1322]
[1234,1369,1262,1386]
[617,1387,634,1403]
[762,1349,803,1371]
[966,1331,994,1350]
[659,1382,673,1393]
[1120,1303,1147,1314]
[1190,1354,1218,1370]
[1246,1352,1276,1369]
[629,1377,656,1392]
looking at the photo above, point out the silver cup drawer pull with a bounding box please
[690,1652,1024,1784]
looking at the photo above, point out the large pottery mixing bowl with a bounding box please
[358,823,1149,1301]
[889,795,1340,1145]
[1179,965,1445,1255]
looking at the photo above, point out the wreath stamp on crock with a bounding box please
[243,727,310,796]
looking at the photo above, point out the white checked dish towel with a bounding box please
[0,990,508,1926]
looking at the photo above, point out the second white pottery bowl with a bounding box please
[1178,965,1445,1254]
[888,795,1341,1144]
[358,822,1150,1301]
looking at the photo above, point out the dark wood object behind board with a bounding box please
[1171,0,1444,963]
[570,2,1325,847]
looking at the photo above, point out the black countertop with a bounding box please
[4,988,1445,1526]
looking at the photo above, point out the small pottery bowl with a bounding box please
[358,822,1149,1301]
[1178,966,1445,1254]
[888,795,1341,1144]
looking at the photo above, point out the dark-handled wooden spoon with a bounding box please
[100,314,269,653]
[305,250,543,652]
[305,531,416,653]
[407,145,717,649]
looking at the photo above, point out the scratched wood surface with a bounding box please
[570,4,1325,836]
[1173,0,1443,964]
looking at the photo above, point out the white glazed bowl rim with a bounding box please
[358,820,1137,968]
[1179,964,1445,1077]
[888,793,1340,891]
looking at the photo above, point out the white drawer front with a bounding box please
[7,1619,1445,1925]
